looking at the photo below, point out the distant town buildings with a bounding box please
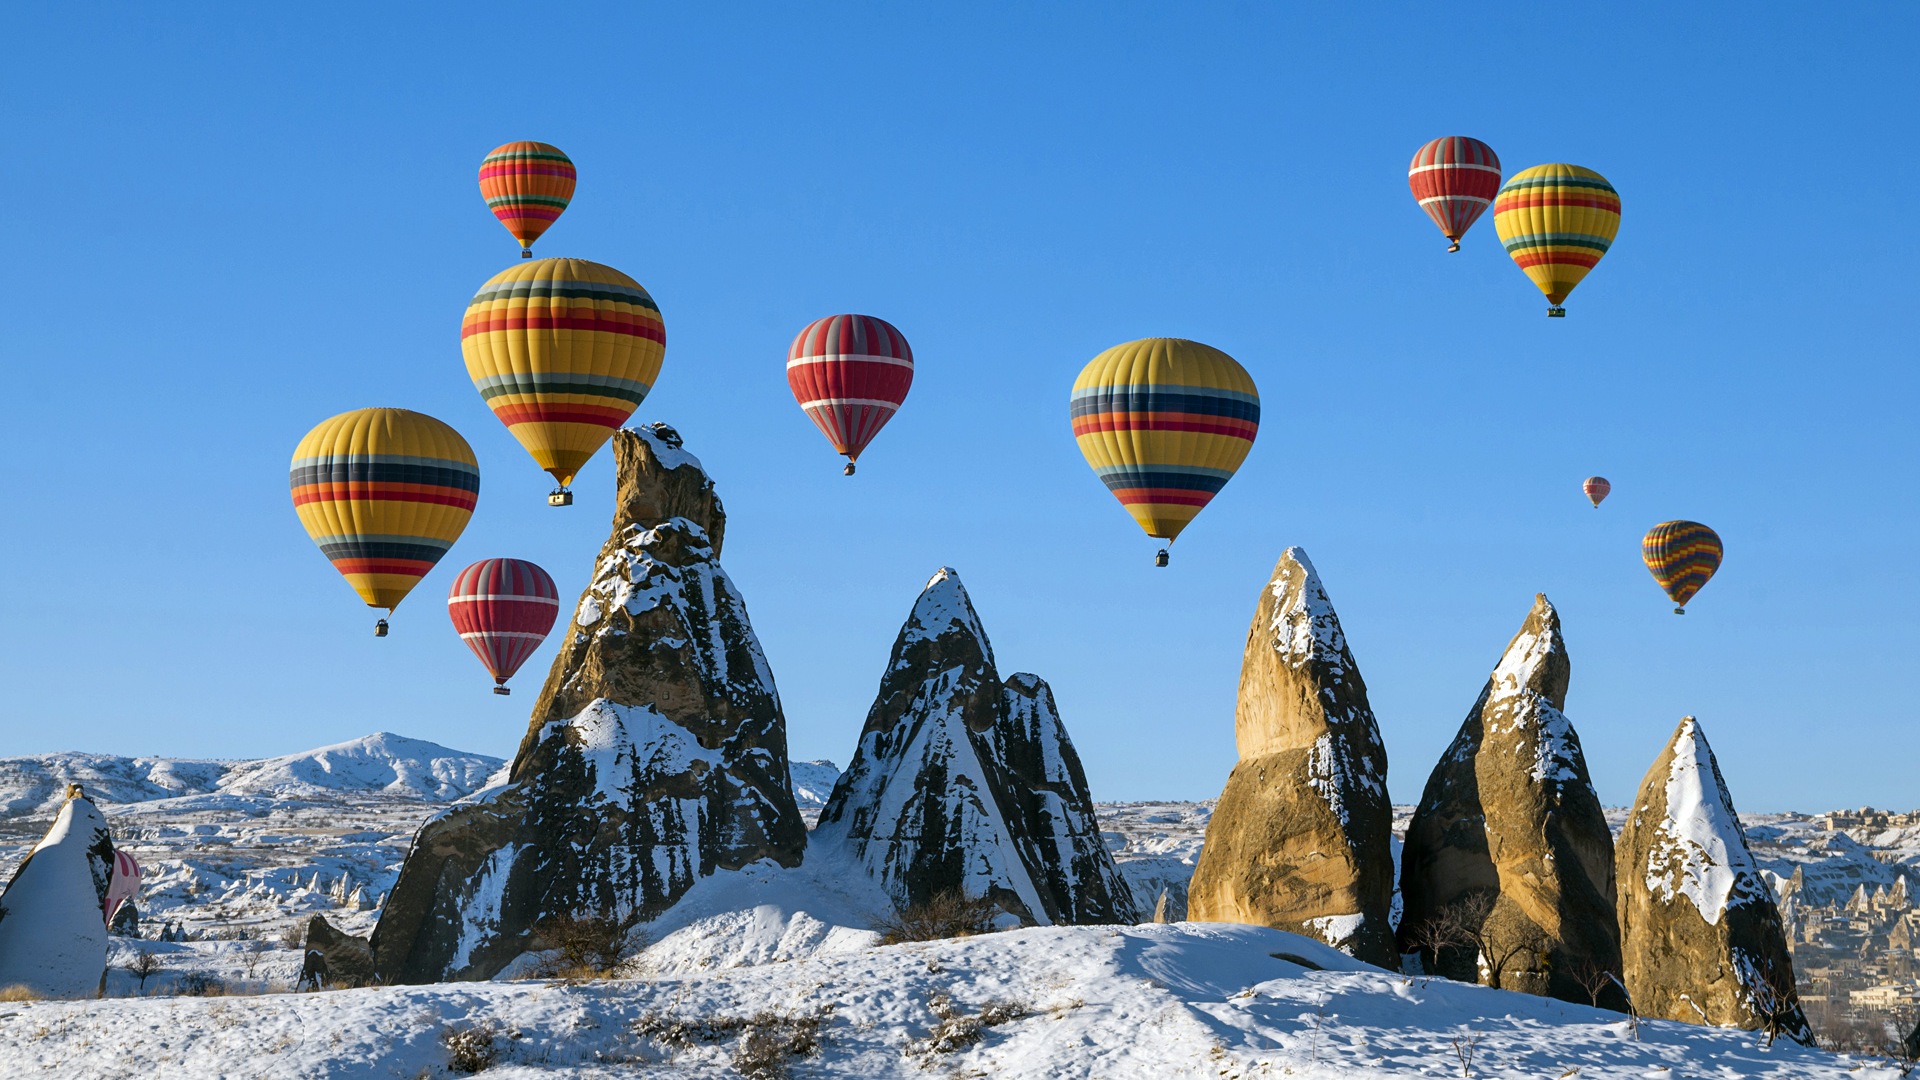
[1779,860,1920,1030]
[1821,807,1920,831]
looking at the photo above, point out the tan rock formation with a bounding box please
[1616,716,1810,1042]
[1397,595,1624,1007]
[1186,548,1395,967]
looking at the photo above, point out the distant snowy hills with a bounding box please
[0,733,504,816]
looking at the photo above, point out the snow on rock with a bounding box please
[0,921,1886,1078]
[787,760,841,811]
[1188,548,1396,966]
[369,424,807,984]
[0,791,114,998]
[1617,716,1809,1041]
[813,567,1134,926]
[1398,594,1623,1007]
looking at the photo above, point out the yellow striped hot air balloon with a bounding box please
[461,258,666,504]
[1070,338,1260,566]
[1492,164,1621,317]
[290,408,479,636]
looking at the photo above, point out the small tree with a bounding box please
[1440,892,1534,991]
[530,910,643,979]
[129,950,162,993]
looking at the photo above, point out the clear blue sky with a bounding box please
[2,6,1914,812]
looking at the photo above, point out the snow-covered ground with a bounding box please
[1,735,1915,1077]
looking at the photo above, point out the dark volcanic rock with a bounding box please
[1186,548,1396,967]
[813,568,1134,925]
[370,424,807,983]
[1398,595,1624,1008]
[302,915,374,988]
[1616,716,1810,1042]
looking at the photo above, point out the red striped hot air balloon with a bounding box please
[478,142,577,257]
[447,559,561,694]
[1409,137,1503,252]
[1583,476,1611,508]
[787,314,914,475]
[104,849,140,927]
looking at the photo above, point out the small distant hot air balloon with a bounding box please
[447,559,560,695]
[1493,164,1620,316]
[104,849,140,927]
[1642,520,1722,614]
[1583,476,1611,508]
[1071,338,1260,566]
[290,408,479,635]
[478,142,577,258]
[1408,137,1502,252]
[462,258,666,505]
[787,314,914,475]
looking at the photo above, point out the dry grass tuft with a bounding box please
[874,889,1003,944]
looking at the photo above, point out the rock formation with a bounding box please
[370,424,808,983]
[1616,716,1810,1042]
[1186,548,1396,967]
[813,567,1134,925]
[302,914,375,989]
[0,786,114,998]
[1398,595,1624,1008]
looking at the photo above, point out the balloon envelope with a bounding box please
[1408,136,1502,249]
[290,408,479,612]
[1493,164,1621,309]
[478,142,576,255]
[462,258,666,489]
[447,558,561,689]
[1642,520,1723,612]
[1583,476,1611,507]
[1070,338,1259,543]
[787,314,914,467]
[104,848,139,926]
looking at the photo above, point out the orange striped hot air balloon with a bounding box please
[478,142,577,258]
[1642,520,1722,614]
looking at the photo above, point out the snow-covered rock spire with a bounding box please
[1616,716,1810,1041]
[0,788,115,998]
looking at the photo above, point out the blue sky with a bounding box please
[2,6,1914,811]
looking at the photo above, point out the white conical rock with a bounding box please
[0,794,114,999]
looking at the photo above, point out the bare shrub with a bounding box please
[442,1020,500,1074]
[176,972,227,997]
[874,890,1002,944]
[905,993,1030,1060]
[1450,1028,1482,1078]
[529,910,643,980]
[632,1009,827,1077]
[0,986,40,1003]
[243,939,270,979]
[279,923,306,950]
[128,950,162,993]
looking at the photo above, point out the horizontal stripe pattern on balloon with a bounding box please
[1493,165,1621,306]
[478,142,576,252]
[787,314,913,465]
[448,558,560,688]
[1642,520,1722,611]
[1071,338,1259,543]
[462,259,666,488]
[290,409,478,612]
[1408,136,1502,246]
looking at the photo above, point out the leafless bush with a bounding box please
[441,1020,500,1074]
[128,950,162,993]
[176,972,228,997]
[279,923,306,950]
[632,1008,827,1077]
[905,992,1030,1060]
[1450,1028,1482,1077]
[874,890,1002,944]
[243,939,270,979]
[1408,892,1535,990]
[529,910,643,980]
[0,986,40,1003]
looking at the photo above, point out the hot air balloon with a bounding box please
[104,849,140,927]
[1071,338,1260,566]
[447,558,560,695]
[787,314,914,475]
[1409,137,1502,252]
[1642,520,1722,614]
[1583,476,1611,508]
[290,408,479,635]
[478,142,577,258]
[462,258,666,505]
[1492,164,1620,316]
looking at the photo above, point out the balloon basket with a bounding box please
[1674,607,1686,615]
[374,619,389,638]
[521,250,533,259]
[548,489,573,507]
[1547,306,1566,318]
[1154,549,1170,568]
[493,686,512,696]
[1447,241,1461,253]
[843,462,856,476]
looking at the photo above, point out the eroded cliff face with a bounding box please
[813,568,1134,926]
[1617,716,1809,1042]
[370,425,805,983]
[1187,548,1396,967]
[1399,595,1624,1008]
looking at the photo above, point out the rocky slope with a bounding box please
[812,568,1134,925]
[370,424,808,983]
[1399,595,1624,1008]
[1187,548,1395,966]
[1617,716,1810,1041]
